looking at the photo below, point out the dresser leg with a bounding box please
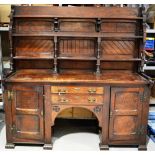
[5,143,15,149]
[138,145,147,151]
[99,143,109,150]
[43,143,53,150]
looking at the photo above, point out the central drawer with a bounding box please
[51,86,104,94]
[51,94,104,105]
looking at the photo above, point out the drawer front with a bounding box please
[51,94,104,105]
[51,86,104,94]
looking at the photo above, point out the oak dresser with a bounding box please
[3,6,153,150]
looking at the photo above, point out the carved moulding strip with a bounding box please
[52,105,60,112]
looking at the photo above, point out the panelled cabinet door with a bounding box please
[109,87,144,141]
[9,86,44,141]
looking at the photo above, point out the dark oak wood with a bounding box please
[11,85,44,141]
[51,86,104,94]
[5,70,149,85]
[4,6,151,151]
[109,87,144,141]
[99,143,109,150]
[13,6,141,19]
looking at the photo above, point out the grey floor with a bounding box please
[0,113,155,151]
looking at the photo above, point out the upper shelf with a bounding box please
[12,32,143,39]
[13,15,143,20]
[12,56,142,62]
[13,56,54,60]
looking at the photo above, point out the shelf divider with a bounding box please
[53,36,58,74]
[96,37,101,75]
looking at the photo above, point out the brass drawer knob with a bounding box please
[58,88,67,94]
[88,97,96,103]
[74,87,80,90]
[60,98,68,103]
[41,111,44,116]
[88,88,96,94]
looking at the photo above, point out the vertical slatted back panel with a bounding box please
[59,38,95,57]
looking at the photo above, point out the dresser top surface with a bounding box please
[5,69,147,85]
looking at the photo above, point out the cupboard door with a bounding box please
[109,87,144,141]
[10,85,44,141]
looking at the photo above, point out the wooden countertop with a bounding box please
[5,69,148,85]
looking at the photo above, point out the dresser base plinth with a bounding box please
[43,144,53,150]
[138,145,147,151]
[99,143,109,150]
[5,143,15,149]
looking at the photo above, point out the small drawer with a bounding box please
[51,94,104,105]
[51,86,104,94]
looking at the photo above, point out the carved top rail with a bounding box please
[13,6,142,19]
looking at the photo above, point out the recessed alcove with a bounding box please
[52,107,100,144]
